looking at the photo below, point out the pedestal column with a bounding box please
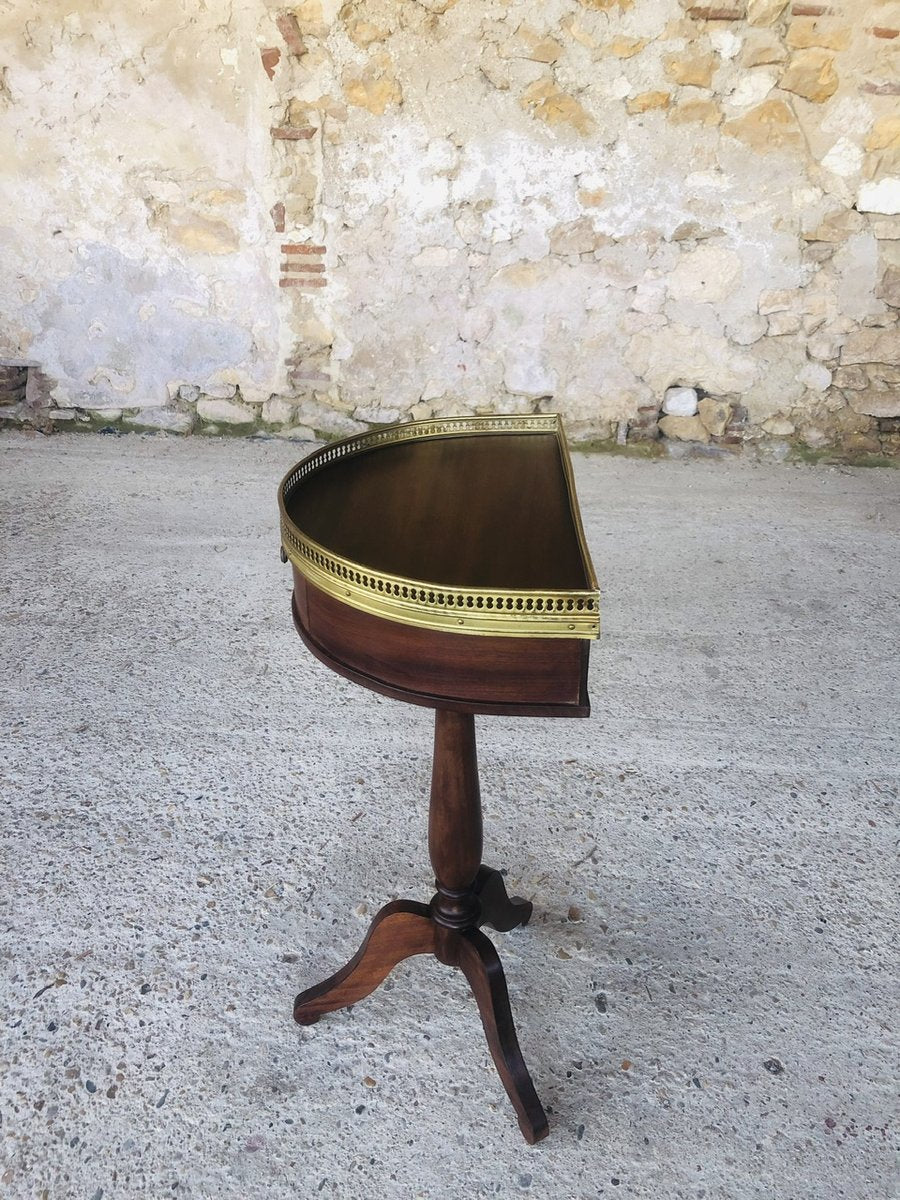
[428,710,483,939]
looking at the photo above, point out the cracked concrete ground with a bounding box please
[1,431,898,1200]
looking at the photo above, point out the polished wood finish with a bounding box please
[293,709,549,1143]
[284,431,591,592]
[451,928,549,1145]
[284,421,596,1143]
[293,573,590,717]
[294,886,547,1144]
[429,712,483,930]
[293,901,435,1025]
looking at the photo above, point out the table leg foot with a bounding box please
[452,926,549,1144]
[475,865,533,932]
[293,899,435,1026]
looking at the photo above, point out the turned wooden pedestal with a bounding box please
[279,416,599,1143]
[294,708,547,1143]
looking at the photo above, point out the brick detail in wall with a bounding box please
[271,203,285,233]
[687,5,746,18]
[271,124,316,141]
[683,0,899,51]
[281,244,325,255]
[260,47,280,80]
[275,12,307,57]
[685,1,849,18]
[279,244,327,290]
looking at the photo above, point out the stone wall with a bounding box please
[1,0,898,455]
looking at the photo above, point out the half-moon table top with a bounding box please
[278,416,599,641]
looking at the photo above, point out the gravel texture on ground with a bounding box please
[1,431,897,1199]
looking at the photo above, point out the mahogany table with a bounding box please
[278,415,599,1143]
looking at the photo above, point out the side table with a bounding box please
[278,415,599,1143]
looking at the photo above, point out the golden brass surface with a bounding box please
[278,415,600,639]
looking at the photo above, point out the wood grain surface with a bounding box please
[284,431,591,590]
[292,573,590,716]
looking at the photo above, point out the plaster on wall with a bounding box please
[1,0,898,454]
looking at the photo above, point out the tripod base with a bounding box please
[294,866,547,1144]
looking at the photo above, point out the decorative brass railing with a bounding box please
[278,415,600,638]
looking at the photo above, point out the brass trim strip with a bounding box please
[278,415,600,639]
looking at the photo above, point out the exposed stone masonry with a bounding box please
[0,0,898,457]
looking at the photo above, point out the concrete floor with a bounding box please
[0,430,897,1200]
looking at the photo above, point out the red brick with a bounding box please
[270,202,285,233]
[873,27,899,38]
[861,81,900,94]
[275,12,306,56]
[271,125,316,141]
[280,278,327,288]
[281,244,326,255]
[791,3,829,14]
[281,262,326,273]
[687,5,745,17]
[260,47,281,79]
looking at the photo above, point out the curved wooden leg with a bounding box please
[294,899,435,1026]
[447,925,549,1144]
[474,865,533,932]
